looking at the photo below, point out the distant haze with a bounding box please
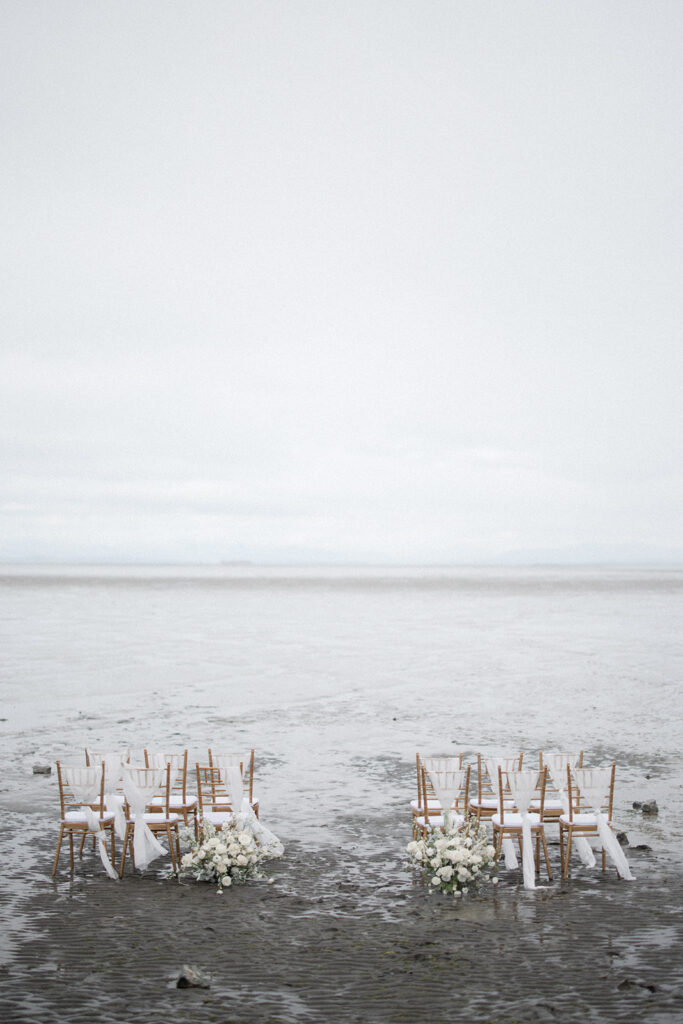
[1,2,681,566]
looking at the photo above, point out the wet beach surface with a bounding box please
[1,761,682,1024]
[1,567,682,1021]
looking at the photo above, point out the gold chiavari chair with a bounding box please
[559,762,617,879]
[411,753,463,836]
[415,763,471,838]
[52,761,116,876]
[208,748,259,817]
[469,752,523,826]
[144,749,198,837]
[491,765,553,882]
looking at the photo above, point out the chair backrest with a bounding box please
[416,752,464,808]
[539,751,583,796]
[121,764,171,816]
[420,763,470,826]
[208,748,255,802]
[85,748,131,766]
[195,764,230,815]
[477,753,524,802]
[567,762,616,820]
[499,766,548,823]
[143,749,189,801]
[56,761,107,820]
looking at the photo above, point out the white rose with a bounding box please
[237,854,248,866]
[216,843,227,856]
[431,876,440,886]
[197,849,206,860]
[238,832,251,846]
[228,843,240,856]
[439,866,453,880]
[221,876,232,887]
[181,853,194,867]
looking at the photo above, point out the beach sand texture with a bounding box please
[0,566,682,1022]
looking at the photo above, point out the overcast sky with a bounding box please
[1,1,681,565]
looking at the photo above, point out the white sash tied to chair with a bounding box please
[62,766,118,881]
[545,753,595,868]
[219,762,284,858]
[152,753,180,791]
[485,757,519,870]
[506,770,539,890]
[426,768,464,831]
[120,766,167,871]
[422,757,461,774]
[572,768,635,881]
[87,751,128,840]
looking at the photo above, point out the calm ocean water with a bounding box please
[1,565,681,850]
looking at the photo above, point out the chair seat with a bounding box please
[201,811,234,826]
[492,812,541,828]
[410,799,442,812]
[150,795,198,810]
[531,798,564,811]
[415,813,465,829]
[470,798,516,809]
[63,811,115,825]
[559,813,605,827]
[129,812,180,824]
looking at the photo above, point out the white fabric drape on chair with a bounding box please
[62,766,118,880]
[151,753,180,790]
[485,756,519,869]
[86,751,128,839]
[425,768,464,831]
[217,758,284,858]
[545,753,595,868]
[422,757,461,773]
[120,766,167,871]
[506,770,539,890]
[572,768,635,880]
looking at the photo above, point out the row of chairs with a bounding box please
[52,747,259,877]
[412,751,620,880]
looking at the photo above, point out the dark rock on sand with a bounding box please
[32,764,52,775]
[177,964,211,989]
[642,801,659,815]
[617,831,629,846]
[632,801,642,809]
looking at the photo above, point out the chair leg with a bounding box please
[110,825,116,864]
[494,827,503,863]
[165,825,176,871]
[601,848,606,872]
[68,832,75,871]
[540,829,553,881]
[52,827,65,877]
[564,831,573,879]
[78,833,87,859]
[119,826,131,878]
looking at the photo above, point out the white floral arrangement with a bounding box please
[406,819,498,897]
[176,820,280,892]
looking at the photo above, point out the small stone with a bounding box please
[632,801,642,809]
[641,801,659,815]
[32,764,52,775]
[177,964,211,989]
[617,832,629,847]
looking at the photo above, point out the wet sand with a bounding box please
[1,777,682,1024]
